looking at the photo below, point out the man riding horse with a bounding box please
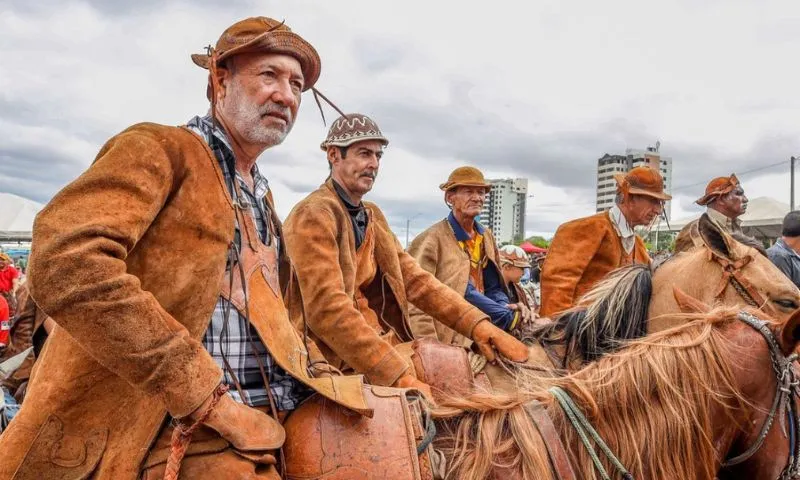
[0,17,377,479]
[408,167,533,346]
[283,116,528,399]
[674,173,748,252]
[540,166,670,317]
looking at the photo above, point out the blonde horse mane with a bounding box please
[435,309,754,479]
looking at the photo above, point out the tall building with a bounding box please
[595,144,672,220]
[479,178,528,244]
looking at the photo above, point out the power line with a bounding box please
[669,159,788,192]
[526,158,790,210]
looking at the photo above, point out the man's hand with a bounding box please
[509,303,533,324]
[471,319,528,363]
[393,373,435,403]
[185,386,285,451]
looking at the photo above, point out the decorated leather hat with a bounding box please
[614,166,672,201]
[498,245,531,268]
[191,17,321,91]
[319,113,389,150]
[696,174,740,206]
[439,166,492,192]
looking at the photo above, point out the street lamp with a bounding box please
[405,213,422,249]
[791,156,797,211]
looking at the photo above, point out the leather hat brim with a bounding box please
[191,30,321,91]
[439,182,492,192]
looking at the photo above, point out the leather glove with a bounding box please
[393,373,436,404]
[509,303,533,324]
[471,319,528,363]
[186,386,285,451]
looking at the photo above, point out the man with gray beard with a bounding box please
[4,17,370,479]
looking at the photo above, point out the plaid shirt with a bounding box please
[187,115,310,411]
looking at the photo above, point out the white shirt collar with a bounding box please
[609,205,636,254]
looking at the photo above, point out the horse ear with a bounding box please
[779,308,800,356]
[673,287,710,313]
[698,213,736,259]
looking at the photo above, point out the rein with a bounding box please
[722,312,800,480]
[543,311,800,480]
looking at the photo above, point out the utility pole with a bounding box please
[792,156,796,211]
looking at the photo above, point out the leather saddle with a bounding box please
[283,384,435,480]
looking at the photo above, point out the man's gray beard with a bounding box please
[223,83,294,148]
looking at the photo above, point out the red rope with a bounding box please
[163,384,229,480]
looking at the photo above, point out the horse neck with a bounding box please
[547,323,749,480]
[648,248,732,329]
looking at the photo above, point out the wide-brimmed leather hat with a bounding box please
[319,113,389,151]
[439,166,492,192]
[696,174,740,206]
[614,166,672,201]
[191,17,321,91]
[499,245,531,268]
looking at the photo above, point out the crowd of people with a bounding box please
[0,15,796,480]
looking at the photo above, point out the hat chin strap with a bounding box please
[311,87,347,126]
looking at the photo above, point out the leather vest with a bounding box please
[217,187,370,415]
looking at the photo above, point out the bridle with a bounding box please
[710,251,762,307]
[537,311,800,480]
[709,249,779,317]
[722,311,800,479]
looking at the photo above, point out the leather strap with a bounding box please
[709,252,775,316]
[524,401,576,480]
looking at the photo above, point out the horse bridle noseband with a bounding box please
[723,311,800,479]
[709,251,776,314]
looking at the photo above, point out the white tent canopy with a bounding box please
[653,196,788,240]
[0,192,43,242]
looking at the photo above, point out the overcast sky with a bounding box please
[1,0,797,241]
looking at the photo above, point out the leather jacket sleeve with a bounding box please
[27,128,221,418]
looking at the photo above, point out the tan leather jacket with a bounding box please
[407,219,505,347]
[0,124,367,479]
[540,211,649,317]
[284,180,488,387]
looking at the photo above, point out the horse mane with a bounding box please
[435,308,752,479]
[529,264,652,367]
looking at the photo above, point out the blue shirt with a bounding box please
[767,238,800,289]
[447,213,516,330]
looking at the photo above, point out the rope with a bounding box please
[549,386,633,480]
[163,384,229,480]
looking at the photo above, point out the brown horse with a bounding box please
[649,213,800,331]
[524,212,800,369]
[284,307,800,479]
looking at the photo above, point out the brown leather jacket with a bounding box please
[283,180,488,387]
[407,219,505,347]
[0,124,367,479]
[674,207,743,253]
[540,211,649,317]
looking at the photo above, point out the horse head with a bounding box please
[650,213,800,331]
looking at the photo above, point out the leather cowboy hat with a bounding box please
[696,174,740,206]
[614,166,672,201]
[439,166,492,192]
[319,113,389,151]
[498,245,531,268]
[191,17,321,91]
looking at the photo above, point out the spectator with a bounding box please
[0,253,19,318]
[767,211,800,289]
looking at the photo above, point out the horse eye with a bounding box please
[774,299,799,310]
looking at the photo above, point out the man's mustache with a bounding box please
[260,103,293,123]
[359,171,377,179]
